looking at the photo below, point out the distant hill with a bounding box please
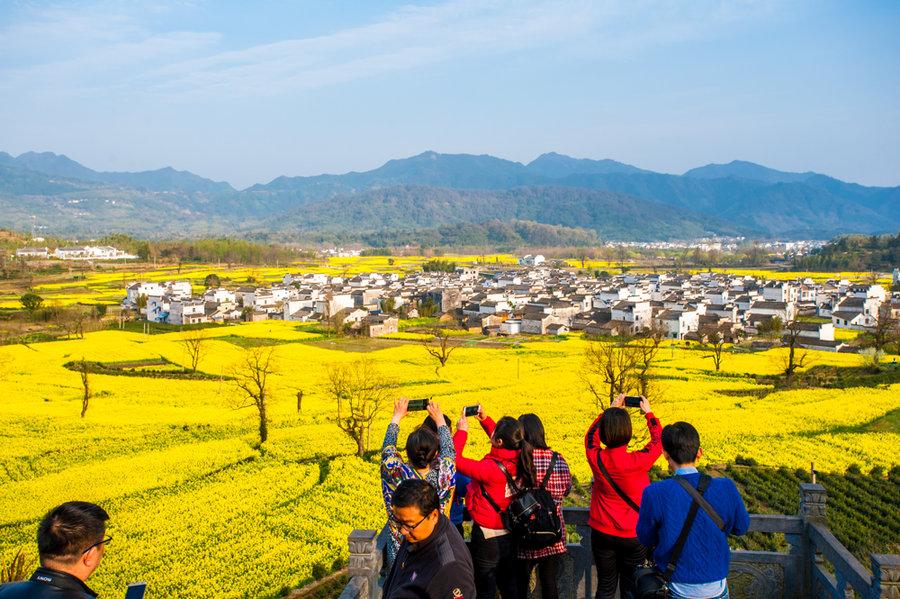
[264,185,749,242]
[526,152,649,178]
[1,148,898,242]
[683,160,820,184]
[0,151,235,194]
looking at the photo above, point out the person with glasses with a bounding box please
[0,501,110,599]
[383,479,475,599]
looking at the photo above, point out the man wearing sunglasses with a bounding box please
[0,501,110,599]
[383,479,475,599]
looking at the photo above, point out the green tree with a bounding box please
[19,293,43,313]
[204,273,221,288]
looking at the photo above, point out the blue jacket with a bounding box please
[636,472,750,584]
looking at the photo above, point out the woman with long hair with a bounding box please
[381,398,455,568]
[516,413,572,599]
[455,406,534,599]
[585,393,662,599]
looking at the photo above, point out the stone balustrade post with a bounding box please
[348,530,381,599]
[872,554,900,599]
[799,483,827,521]
[799,483,827,597]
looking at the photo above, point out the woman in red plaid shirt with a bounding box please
[515,413,572,599]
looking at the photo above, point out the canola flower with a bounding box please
[0,321,897,597]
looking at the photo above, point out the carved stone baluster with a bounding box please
[348,529,380,599]
[872,554,900,599]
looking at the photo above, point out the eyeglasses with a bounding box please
[82,536,112,554]
[390,513,429,533]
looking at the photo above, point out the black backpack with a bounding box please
[480,453,563,549]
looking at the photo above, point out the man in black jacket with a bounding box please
[383,479,475,599]
[0,502,110,599]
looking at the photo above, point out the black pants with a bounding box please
[591,529,646,599]
[516,553,563,599]
[470,524,519,599]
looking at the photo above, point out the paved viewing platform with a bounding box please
[337,483,900,599]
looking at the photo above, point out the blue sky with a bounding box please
[1,0,898,189]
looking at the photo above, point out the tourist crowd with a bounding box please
[376,395,748,599]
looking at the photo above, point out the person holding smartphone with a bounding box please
[381,398,456,568]
[455,406,535,599]
[584,393,662,599]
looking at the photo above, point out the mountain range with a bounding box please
[1,149,897,244]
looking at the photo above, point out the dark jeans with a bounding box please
[516,553,563,599]
[591,529,646,599]
[470,524,519,599]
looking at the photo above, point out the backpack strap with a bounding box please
[479,459,519,515]
[675,476,725,531]
[664,474,713,581]
[596,452,640,513]
[539,452,559,490]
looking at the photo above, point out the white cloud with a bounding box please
[0,0,776,101]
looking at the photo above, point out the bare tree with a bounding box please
[700,325,728,372]
[630,326,664,397]
[325,359,394,456]
[179,330,207,372]
[781,320,811,381]
[79,358,90,418]
[871,303,899,352]
[423,328,457,376]
[231,346,277,446]
[581,340,638,410]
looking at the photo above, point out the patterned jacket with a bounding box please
[519,448,572,560]
[381,422,456,564]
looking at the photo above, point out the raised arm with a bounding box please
[627,397,662,469]
[381,399,409,477]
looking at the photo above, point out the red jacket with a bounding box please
[585,410,662,537]
[453,417,519,530]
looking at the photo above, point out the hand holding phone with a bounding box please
[463,405,480,417]
[407,398,429,411]
[624,396,642,408]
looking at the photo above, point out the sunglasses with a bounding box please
[82,536,112,554]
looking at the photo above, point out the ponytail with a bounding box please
[493,416,537,488]
[518,439,536,488]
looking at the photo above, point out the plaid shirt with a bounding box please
[519,448,572,559]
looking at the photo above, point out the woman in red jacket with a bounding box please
[455,406,535,599]
[585,393,662,599]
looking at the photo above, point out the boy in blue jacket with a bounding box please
[636,422,749,599]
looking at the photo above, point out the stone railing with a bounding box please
[339,482,900,599]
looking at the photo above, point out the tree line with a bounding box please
[792,233,900,273]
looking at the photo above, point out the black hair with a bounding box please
[392,479,439,516]
[405,427,440,469]
[661,421,701,465]
[518,413,549,450]
[38,501,109,563]
[599,407,632,449]
[421,414,452,433]
[493,416,536,488]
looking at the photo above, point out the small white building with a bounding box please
[15,247,49,259]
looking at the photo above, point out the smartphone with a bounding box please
[624,396,642,408]
[464,405,481,417]
[407,398,429,411]
[125,583,147,599]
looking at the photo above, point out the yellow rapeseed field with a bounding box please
[1,321,897,598]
